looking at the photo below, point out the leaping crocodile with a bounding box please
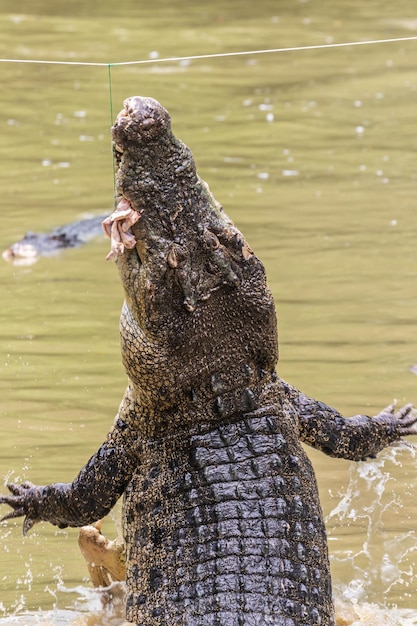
[1,96,416,626]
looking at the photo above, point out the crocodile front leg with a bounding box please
[0,416,137,535]
[281,379,417,460]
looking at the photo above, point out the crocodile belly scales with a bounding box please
[124,410,333,625]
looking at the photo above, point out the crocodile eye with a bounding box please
[203,230,219,250]
[167,244,187,268]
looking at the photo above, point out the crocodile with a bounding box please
[1,96,416,626]
[2,213,107,266]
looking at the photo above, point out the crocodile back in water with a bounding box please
[2,214,107,265]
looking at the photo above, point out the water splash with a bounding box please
[0,583,127,625]
[2,448,417,624]
[327,444,417,623]
[335,598,417,626]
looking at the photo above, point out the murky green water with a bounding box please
[1,1,417,624]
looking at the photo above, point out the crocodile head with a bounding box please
[110,96,278,423]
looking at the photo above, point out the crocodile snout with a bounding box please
[112,96,171,147]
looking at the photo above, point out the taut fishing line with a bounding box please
[2,34,416,205]
[1,34,417,67]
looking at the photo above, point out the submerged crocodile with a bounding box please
[2,213,107,266]
[1,96,417,626]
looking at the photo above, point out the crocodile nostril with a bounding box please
[142,117,155,129]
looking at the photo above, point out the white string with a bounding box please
[0,35,416,67]
[0,58,104,66]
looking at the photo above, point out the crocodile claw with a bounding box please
[0,481,40,536]
[375,402,417,437]
[394,403,417,432]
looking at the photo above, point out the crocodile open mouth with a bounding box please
[102,97,171,261]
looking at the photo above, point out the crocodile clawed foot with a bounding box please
[375,402,417,437]
[393,403,417,433]
[78,520,126,587]
[0,481,41,536]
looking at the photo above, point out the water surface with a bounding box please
[1,1,417,623]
